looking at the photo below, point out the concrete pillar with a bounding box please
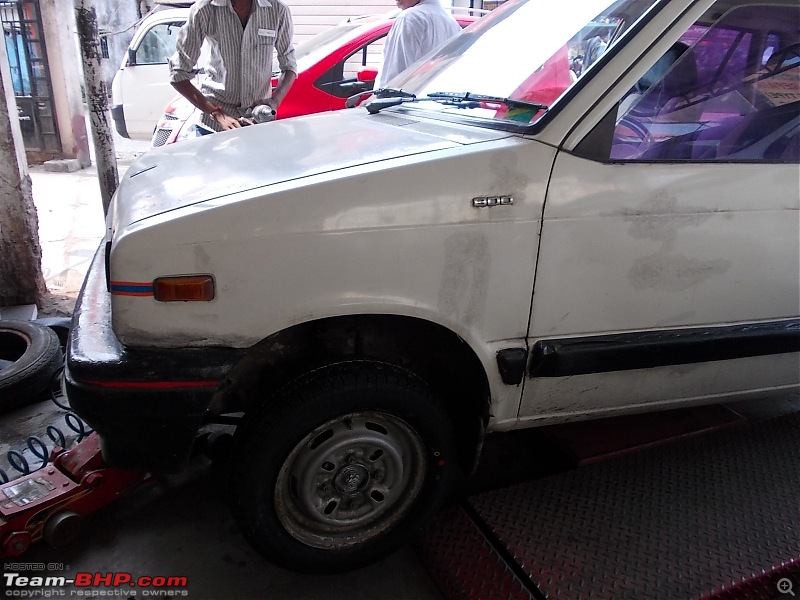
[0,35,46,306]
[40,0,91,167]
[75,0,118,214]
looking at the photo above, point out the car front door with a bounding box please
[312,35,387,112]
[119,19,186,140]
[520,0,800,423]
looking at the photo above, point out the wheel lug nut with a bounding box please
[371,469,384,481]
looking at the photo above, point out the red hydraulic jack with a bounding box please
[0,433,145,557]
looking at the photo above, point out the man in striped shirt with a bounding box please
[169,0,297,132]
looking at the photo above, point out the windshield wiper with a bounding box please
[345,87,416,109]
[365,95,420,113]
[363,90,549,115]
[426,91,548,112]
[374,87,417,99]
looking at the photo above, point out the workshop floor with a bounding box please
[3,389,798,598]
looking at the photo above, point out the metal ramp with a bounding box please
[418,411,800,600]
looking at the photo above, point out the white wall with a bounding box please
[285,1,489,45]
[286,1,396,45]
[40,0,91,165]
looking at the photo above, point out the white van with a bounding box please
[110,6,200,141]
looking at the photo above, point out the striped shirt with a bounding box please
[169,0,296,119]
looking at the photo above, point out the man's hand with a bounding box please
[211,109,241,130]
[171,80,242,131]
[251,98,279,111]
[254,70,297,113]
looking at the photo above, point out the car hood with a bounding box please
[112,109,508,232]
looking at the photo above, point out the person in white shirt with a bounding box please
[582,31,609,72]
[375,0,460,89]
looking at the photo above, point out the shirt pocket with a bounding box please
[254,29,275,67]
[257,28,276,47]
[248,30,275,96]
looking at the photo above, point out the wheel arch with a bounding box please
[211,314,491,471]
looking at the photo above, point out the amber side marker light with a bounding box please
[153,275,215,302]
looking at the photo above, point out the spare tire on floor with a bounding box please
[0,320,63,413]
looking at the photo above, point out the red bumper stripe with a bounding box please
[110,281,154,296]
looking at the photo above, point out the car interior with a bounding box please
[611,2,799,162]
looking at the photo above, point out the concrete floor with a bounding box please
[32,127,146,317]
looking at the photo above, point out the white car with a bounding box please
[110,5,205,141]
[69,0,799,575]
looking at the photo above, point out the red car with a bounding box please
[151,11,480,146]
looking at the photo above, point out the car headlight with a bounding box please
[175,110,215,143]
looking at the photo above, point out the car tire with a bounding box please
[0,320,63,413]
[228,361,457,574]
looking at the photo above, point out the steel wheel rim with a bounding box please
[275,411,427,549]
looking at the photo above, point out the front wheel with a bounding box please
[228,362,457,573]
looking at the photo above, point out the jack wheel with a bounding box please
[44,511,83,549]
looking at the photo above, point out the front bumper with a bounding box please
[65,245,245,473]
[110,105,129,139]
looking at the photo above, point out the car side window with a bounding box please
[135,22,182,65]
[609,3,799,163]
[342,37,385,80]
[315,37,386,99]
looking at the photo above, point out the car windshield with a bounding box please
[385,0,664,125]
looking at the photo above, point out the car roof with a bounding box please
[139,7,191,23]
